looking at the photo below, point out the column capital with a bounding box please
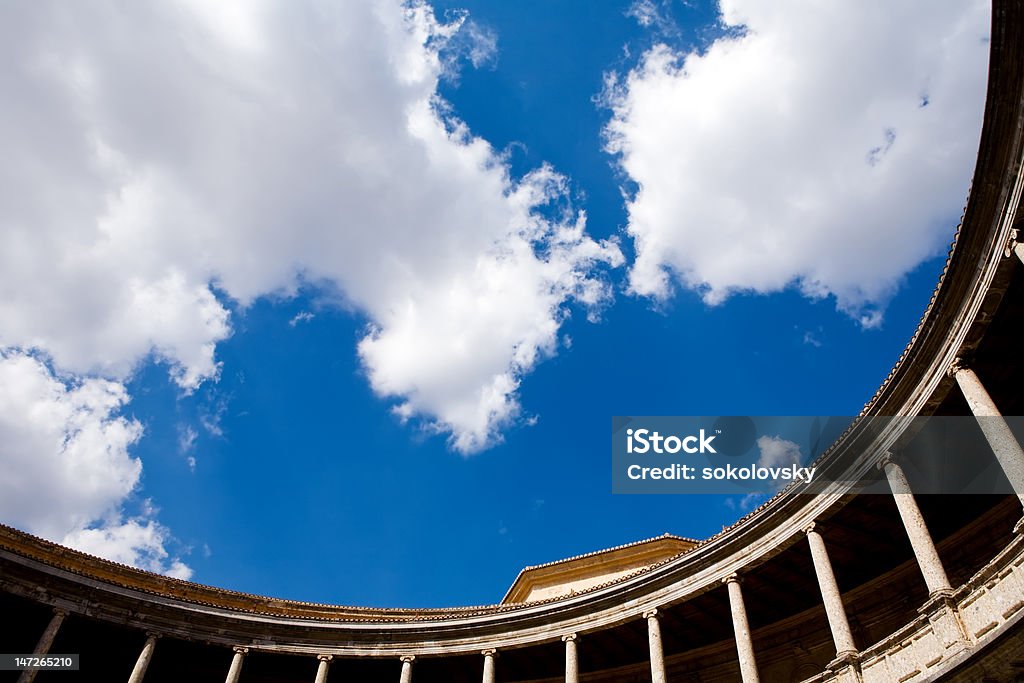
[52,608,68,617]
[144,631,161,640]
[947,357,967,377]
[876,450,897,470]
[1005,228,1019,258]
[803,521,822,536]
[232,646,249,656]
[561,633,577,643]
[642,608,659,620]
[481,648,498,657]
[317,654,333,663]
[399,655,416,664]
[722,572,741,585]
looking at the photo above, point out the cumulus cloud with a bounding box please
[605,0,989,325]
[0,0,621,458]
[0,0,621,580]
[0,352,191,576]
[63,518,194,580]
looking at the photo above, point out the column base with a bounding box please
[825,652,862,683]
[917,588,956,615]
[827,650,860,671]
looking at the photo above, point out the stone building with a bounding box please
[3,2,1024,681]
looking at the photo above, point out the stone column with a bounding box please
[127,634,158,683]
[644,609,667,683]
[723,574,760,683]
[224,646,247,683]
[879,453,953,596]
[314,654,332,683]
[481,649,497,683]
[399,655,415,683]
[1008,230,1024,265]
[17,609,66,683]
[805,525,858,663]
[562,633,578,683]
[950,360,1024,508]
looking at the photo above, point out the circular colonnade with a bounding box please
[3,3,1024,682]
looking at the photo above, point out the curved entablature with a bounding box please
[2,2,1023,681]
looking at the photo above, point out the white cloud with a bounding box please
[0,352,140,538]
[0,352,190,577]
[288,311,315,327]
[756,434,802,469]
[0,1,621,457]
[178,424,198,454]
[802,329,822,348]
[628,0,662,28]
[443,17,499,72]
[724,492,765,513]
[625,0,684,37]
[199,392,230,438]
[63,518,194,580]
[724,435,802,510]
[605,0,989,325]
[3,0,619,579]
[178,424,198,473]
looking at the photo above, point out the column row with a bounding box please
[19,361,1021,683]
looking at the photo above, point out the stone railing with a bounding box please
[838,534,1024,683]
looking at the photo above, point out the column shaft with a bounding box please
[399,657,414,683]
[482,650,496,683]
[645,611,667,683]
[725,577,760,683]
[1014,240,1024,265]
[806,527,858,659]
[563,635,578,683]
[953,365,1024,505]
[224,648,247,683]
[314,655,332,683]
[128,635,157,683]
[17,611,65,683]
[883,458,953,595]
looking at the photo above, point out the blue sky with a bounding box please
[0,0,989,607]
